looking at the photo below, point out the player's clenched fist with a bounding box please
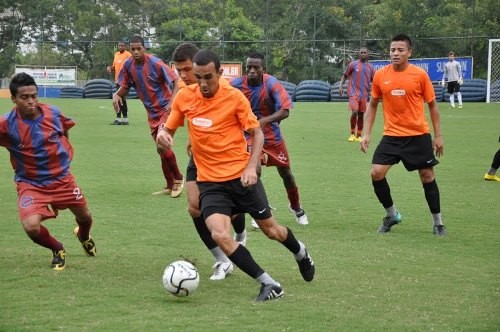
[156,127,174,151]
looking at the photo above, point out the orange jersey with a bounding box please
[111,50,132,82]
[167,79,259,182]
[371,64,435,136]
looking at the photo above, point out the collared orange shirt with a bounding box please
[167,79,259,182]
[371,64,435,136]
[111,50,132,83]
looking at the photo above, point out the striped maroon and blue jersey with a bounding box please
[0,104,75,187]
[231,74,292,145]
[118,53,177,125]
[343,60,375,99]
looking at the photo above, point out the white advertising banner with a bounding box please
[15,67,77,86]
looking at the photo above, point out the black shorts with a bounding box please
[197,178,272,221]
[186,156,197,182]
[447,81,460,94]
[372,134,439,171]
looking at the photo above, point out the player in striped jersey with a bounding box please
[113,35,184,198]
[339,47,376,142]
[231,51,309,226]
[0,73,96,271]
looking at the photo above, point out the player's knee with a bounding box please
[419,169,435,183]
[278,167,292,179]
[210,229,231,244]
[21,218,40,238]
[370,169,385,181]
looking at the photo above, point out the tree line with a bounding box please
[1,0,498,83]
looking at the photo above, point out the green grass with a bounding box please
[0,98,499,331]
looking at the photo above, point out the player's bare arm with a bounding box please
[427,99,444,157]
[112,85,130,111]
[241,126,264,187]
[259,109,289,127]
[360,97,380,153]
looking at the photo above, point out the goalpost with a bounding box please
[486,39,500,103]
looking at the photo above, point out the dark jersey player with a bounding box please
[113,35,184,198]
[231,51,309,227]
[0,72,96,271]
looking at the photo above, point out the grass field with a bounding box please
[0,98,498,331]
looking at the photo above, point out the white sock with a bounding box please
[457,92,462,105]
[385,205,397,217]
[210,247,229,262]
[432,213,442,226]
[450,94,455,106]
[257,272,279,286]
[234,229,247,242]
[293,241,307,261]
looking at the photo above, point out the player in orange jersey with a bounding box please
[360,34,446,236]
[107,41,132,125]
[171,43,247,280]
[157,49,315,301]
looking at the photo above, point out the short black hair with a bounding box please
[391,34,412,48]
[247,51,265,61]
[10,72,37,96]
[129,35,144,46]
[193,49,221,71]
[172,43,199,62]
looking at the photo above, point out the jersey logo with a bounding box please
[48,131,60,143]
[20,195,33,208]
[147,74,159,85]
[391,89,406,96]
[192,117,212,128]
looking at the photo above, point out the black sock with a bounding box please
[423,180,440,214]
[192,216,217,250]
[231,214,245,233]
[491,149,500,169]
[280,227,300,254]
[121,99,128,118]
[228,245,264,278]
[372,178,393,208]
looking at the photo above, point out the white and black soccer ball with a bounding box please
[162,260,200,297]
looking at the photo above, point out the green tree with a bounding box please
[154,0,263,63]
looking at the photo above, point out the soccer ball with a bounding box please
[162,260,200,297]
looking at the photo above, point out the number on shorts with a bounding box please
[73,187,83,200]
